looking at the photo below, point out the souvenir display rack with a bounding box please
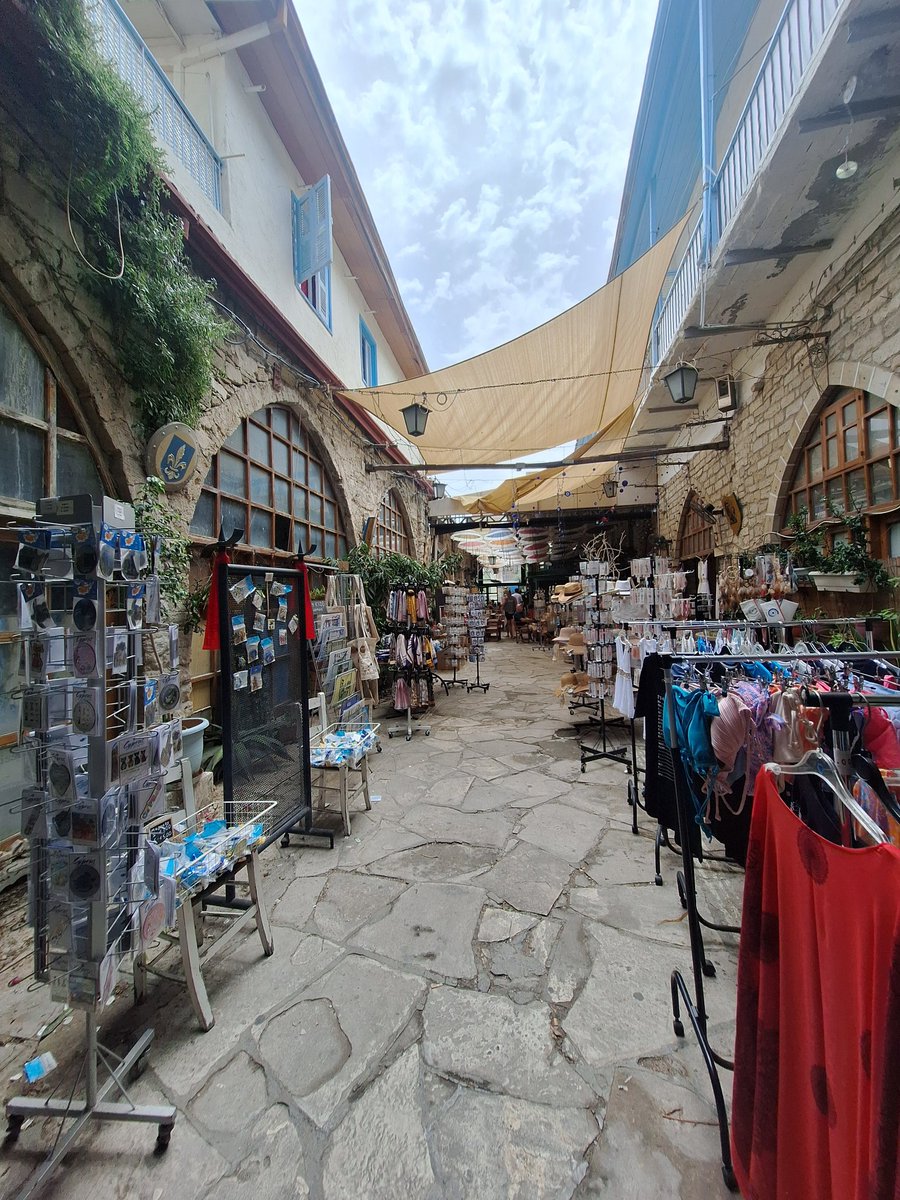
[658,646,900,1192]
[217,561,332,849]
[466,590,489,692]
[385,584,435,741]
[438,585,468,689]
[5,493,176,1197]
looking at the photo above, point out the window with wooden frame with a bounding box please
[783,388,900,556]
[0,297,107,810]
[190,406,349,561]
[677,491,715,560]
[373,489,410,558]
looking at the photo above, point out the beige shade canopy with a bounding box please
[459,408,633,515]
[346,218,687,466]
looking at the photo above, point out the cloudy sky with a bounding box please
[296,0,659,493]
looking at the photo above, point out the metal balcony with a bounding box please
[652,0,844,365]
[85,0,223,211]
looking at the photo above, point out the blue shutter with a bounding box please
[293,175,333,285]
[291,191,303,287]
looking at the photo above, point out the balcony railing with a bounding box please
[85,0,223,211]
[653,218,702,367]
[652,0,843,365]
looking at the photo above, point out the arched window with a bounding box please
[190,406,348,561]
[0,300,105,512]
[373,489,410,557]
[783,388,900,556]
[678,491,715,560]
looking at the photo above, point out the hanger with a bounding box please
[764,749,887,844]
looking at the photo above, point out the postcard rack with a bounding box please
[5,493,176,1199]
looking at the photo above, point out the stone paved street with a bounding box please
[0,642,743,1199]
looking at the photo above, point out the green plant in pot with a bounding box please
[817,508,895,591]
[783,507,825,581]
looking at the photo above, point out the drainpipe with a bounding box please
[698,0,716,321]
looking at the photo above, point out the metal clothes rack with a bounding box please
[386,583,434,741]
[660,647,900,1192]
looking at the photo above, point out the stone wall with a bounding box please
[0,92,429,566]
[657,202,900,558]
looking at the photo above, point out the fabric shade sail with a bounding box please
[346,218,687,465]
[459,408,633,515]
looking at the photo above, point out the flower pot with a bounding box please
[808,572,875,594]
[182,716,209,775]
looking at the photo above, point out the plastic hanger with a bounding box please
[764,749,887,844]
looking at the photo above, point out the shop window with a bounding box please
[190,406,348,562]
[360,318,377,387]
[0,299,107,835]
[677,491,715,561]
[0,303,104,508]
[292,177,333,330]
[783,388,900,554]
[373,489,411,558]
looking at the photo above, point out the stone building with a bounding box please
[609,0,900,605]
[0,0,431,831]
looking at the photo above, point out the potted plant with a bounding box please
[809,509,895,593]
[783,507,824,585]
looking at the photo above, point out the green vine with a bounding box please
[33,0,228,434]
[133,476,191,623]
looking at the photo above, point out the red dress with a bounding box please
[732,769,900,1199]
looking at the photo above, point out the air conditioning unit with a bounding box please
[716,375,738,413]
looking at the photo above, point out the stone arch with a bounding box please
[769,359,900,537]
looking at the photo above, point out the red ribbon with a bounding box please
[202,550,231,651]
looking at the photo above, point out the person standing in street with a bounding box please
[503,590,517,637]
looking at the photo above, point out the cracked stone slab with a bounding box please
[465,755,512,782]
[517,801,608,864]
[420,773,476,806]
[322,1046,434,1200]
[562,923,692,1068]
[456,780,522,813]
[365,841,500,883]
[503,772,573,805]
[258,954,425,1129]
[271,875,326,929]
[545,911,595,1005]
[486,916,562,992]
[426,1079,599,1200]
[190,1050,269,1133]
[400,802,515,849]
[568,884,687,948]
[215,1105,310,1200]
[423,986,595,1106]
[336,822,427,870]
[311,872,407,942]
[350,881,486,979]
[477,840,573,915]
[149,926,341,1098]
[478,907,539,943]
[575,1066,728,1199]
[496,750,555,773]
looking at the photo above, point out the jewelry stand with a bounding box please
[6,1014,176,1198]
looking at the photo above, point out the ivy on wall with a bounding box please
[33,0,228,434]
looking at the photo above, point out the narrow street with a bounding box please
[0,643,742,1200]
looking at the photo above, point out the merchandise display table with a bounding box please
[134,847,273,1032]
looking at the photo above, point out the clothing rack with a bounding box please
[659,647,900,1192]
[386,583,435,741]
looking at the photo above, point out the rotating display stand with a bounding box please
[5,493,175,1199]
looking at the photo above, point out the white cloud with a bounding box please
[296,0,658,372]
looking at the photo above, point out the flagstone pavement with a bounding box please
[0,642,744,1199]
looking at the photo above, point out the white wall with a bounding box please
[129,4,404,393]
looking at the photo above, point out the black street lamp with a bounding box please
[663,363,699,404]
[401,398,430,437]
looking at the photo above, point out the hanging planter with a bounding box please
[808,572,875,594]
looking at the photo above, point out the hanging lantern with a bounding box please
[401,399,429,437]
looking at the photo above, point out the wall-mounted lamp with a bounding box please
[401,396,430,437]
[663,363,700,404]
[602,478,618,499]
[431,480,447,500]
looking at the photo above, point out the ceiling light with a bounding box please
[400,398,429,437]
[662,363,699,404]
